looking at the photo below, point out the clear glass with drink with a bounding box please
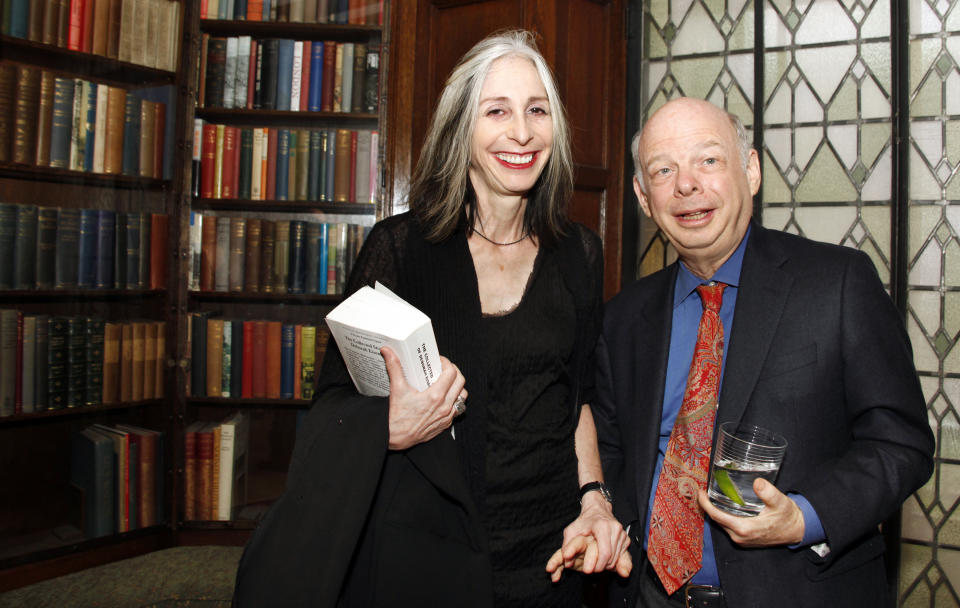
[708,422,787,517]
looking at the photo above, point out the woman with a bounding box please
[233,30,628,607]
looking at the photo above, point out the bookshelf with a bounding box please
[174,1,387,538]
[0,0,186,588]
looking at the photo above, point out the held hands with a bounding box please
[546,493,632,581]
[382,346,467,451]
[697,478,805,547]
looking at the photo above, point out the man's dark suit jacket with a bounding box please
[593,223,934,608]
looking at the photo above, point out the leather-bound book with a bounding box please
[35,206,58,289]
[237,128,253,198]
[118,322,132,402]
[153,320,164,399]
[258,219,274,292]
[199,214,217,291]
[34,314,49,410]
[105,0,122,58]
[13,204,38,290]
[351,42,366,112]
[228,217,246,292]
[34,70,55,166]
[196,422,216,520]
[280,324,295,399]
[363,44,379,114]
[230,319,243,399]
[46,316,68,410]
[12,62,41,165]
[102,322,120,404]
[300,325,316,399]
[137,212,150,289]
[91,0,109,55]
[200,122,217,199]
[95,209,116,290]
[214,215,230,292]
[130,321,145,401]
[321,40,336,111]
[54,207,80,289]
[183,420,206,520]
[265,321,282,399]
[112,211,126,288]
[137,99,156,178]
[0,64,15,163]
[206,317,223,398]
[295,127,310,200]
[120,93,141,177]
[152,101,165,179]
[102,85,127,174]
[65,316,86,408]
[241,320,254,398]
[251,320,266,398]
[287,220,305,294]
[49,76,75,169]
[243,218,261,292]
[221,125,238,198]
[304,221,320,294]
[272,220,289,294]
[84,317,104,405]
[142,320,156,399]
[333,128,351,202]
[76,208,98,289]
[265,127,278,200]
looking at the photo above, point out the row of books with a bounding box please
[194,123,378,204]
[183,411,249,522]
[1,0,181,72]
[71,422,165,538]
[200,36,378,114]
[0,64,174,179]
[188,215,367,295]
[187,314,328,401]
[201,0,382,25]
[0,204,169,291]
[0,311,166,417]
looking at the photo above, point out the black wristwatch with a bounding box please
[579,481,612,504]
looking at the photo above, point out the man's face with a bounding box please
[634,99,761,278]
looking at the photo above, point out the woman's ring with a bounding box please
[453,396,467,416]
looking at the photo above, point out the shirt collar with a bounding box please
[673,225,751,308]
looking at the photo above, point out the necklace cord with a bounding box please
[474,214,528,246]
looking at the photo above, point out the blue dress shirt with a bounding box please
[642,228,825,587]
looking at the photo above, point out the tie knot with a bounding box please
[696,282,726,313]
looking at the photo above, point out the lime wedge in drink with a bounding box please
[713,469,746,506]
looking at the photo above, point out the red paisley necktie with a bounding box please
[648,282,726,595]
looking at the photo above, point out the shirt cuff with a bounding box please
[787,493,827,548]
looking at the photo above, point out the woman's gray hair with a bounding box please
[408,29,574,245]
[630,107,752,193]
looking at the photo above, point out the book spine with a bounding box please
[118,322,132,402]
[124,211,140,289]
[304,221,320,294]
[12,65,40,165]
[190,313,207,397]
[272,220,289,294]
[265,321,282,398]
[120,92,141,176]
[49,76,75,169]
[241,321,253,398]
[54,207,81,289]
[131,321,144,401]
[20,315,35,413]
[228,217,246,292]
[85,317,104,405]
[243,218,261,292]
[34,314,49,410]
[35,70,55,166]
[364,44,379,114]
[230,319,243,398]
[200,214,217,291]
[35,207,58,289]
[77,208,98,289]
[301,324,315,399]
[287,220,305,294]
[95,210,116,289]
[102,322,120,404]
[251,320,266,398]
[275,128,290,200]
[214,216,230,292]
[258,219,274,292]
[221,320,232,397]
[113,211,126,289]
[46,316,68,410]
[142,320,156,399]
[149,213,168,290]
[206,317,223,397]
[308,40,323,111]
[280,324,294,398]
[137,212,150,289]
[65,317,86,408]
[351,42,366,112]
[13,204,38,290]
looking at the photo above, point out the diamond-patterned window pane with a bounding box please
[639,0,958,603]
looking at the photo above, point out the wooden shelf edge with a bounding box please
[0,288,166,300]
[0,163,170,189]
[187,397,313,408]
[0,35,177,86]
[188,290,342,303]
[192,199,376,214]
[0,400,166,425]
[199,19,382,40]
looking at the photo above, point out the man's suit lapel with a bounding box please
[718,225,794,426]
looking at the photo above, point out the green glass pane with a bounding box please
[911,39,944,97]
[949,1,960,31]
[760,207,792,230]
[727,86,754,124]
[649,0,669,30]
[861,149,892,200]
[948,121,960,166]
[899,544,932,604]
[647,26,668,59]
[761,157,792,203]
[908,289,940,338]
[945,36,960,69]
[908,205,943,269]
[946,334,960,374]
[861,239,891,284]
[673,3,725,56]
[705,0,725,25]
[727,53,755,107]
[947,239,960,287]
[912,73,945,117]
[827,124,859,170]
[862,122,891,167]
[947,170,960,200]
[828,77,859,121]
[946,291,960,338]
[861,42,892,95]
[940,465,960,539]
[933,585,960,608]
[796,148,858,202]
[901,494,934,542]
[672,57,725,101]
[862,206,892,260]
[862,76,893,119]
[794,206,857,245]
[795,126,824,173]
[764,51,791,104]
[908,314,940,373]
[910,147,944,200]
[728,3,754,51]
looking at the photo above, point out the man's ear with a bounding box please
[633,176,652,218]
[747,149,761,196]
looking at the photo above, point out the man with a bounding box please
[593,97,934,608]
